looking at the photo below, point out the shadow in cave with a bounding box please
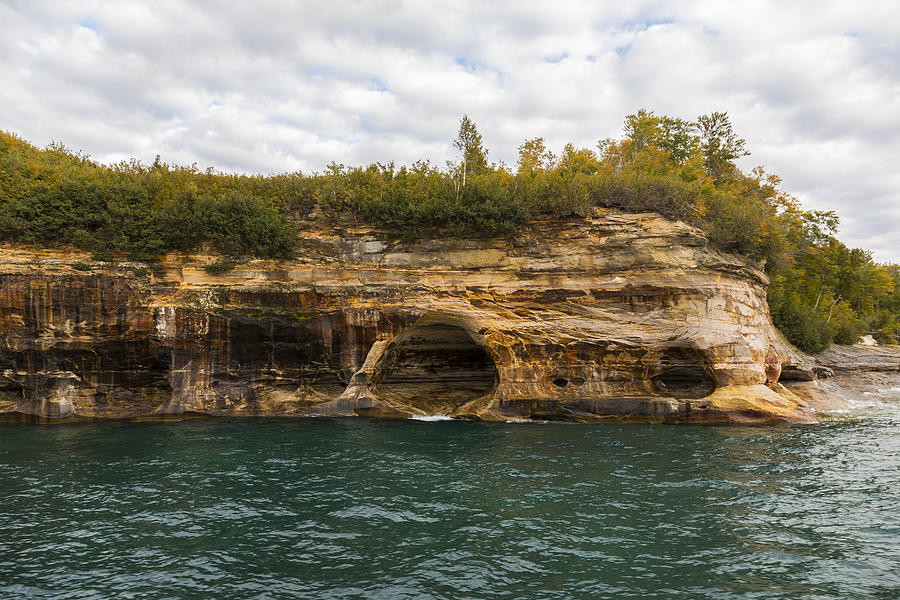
[652,348,716,399]
[372,323,497,414]
[0,376,24,410]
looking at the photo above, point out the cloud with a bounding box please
[0,0,898,260]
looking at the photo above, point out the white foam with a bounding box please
[820,386,900,420]
[409,415,454,422]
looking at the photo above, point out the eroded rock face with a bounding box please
[372,323,498,415]
[0,212,813,423]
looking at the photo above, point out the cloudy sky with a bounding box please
[1,0,898,261]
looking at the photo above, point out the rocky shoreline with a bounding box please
[1,212,895,424]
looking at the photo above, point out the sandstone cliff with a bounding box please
[0,211,824,422]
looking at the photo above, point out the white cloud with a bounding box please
[0,0,898,260]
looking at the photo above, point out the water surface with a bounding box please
[1,391,898,599]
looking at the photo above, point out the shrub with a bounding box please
[768,280,832,353]
[204,259,237,275]
[91,249,114,262]
[827,300,861,345]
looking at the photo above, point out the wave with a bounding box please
[408,415,454,422]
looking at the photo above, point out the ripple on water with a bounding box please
[1,414,899,599]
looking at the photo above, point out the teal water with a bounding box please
[1,396,899,599]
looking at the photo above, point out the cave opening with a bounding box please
[0,376,24,408]
[373,323,497,414]
[652,348,716,399]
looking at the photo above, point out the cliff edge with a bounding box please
[0,211,831,422]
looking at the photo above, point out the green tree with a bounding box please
[558,143,599,175]
[517,137,549,175]
[697,111,748,182]
[623,109,663,158]
[657,116,699,164]
[453,115,487,188]
[619,110,701,170]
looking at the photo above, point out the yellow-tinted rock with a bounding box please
[0,212,816,422]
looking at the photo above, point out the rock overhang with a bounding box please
[0,212,811,423]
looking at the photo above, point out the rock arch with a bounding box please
[371,320,498,415]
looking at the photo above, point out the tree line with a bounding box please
[0,110,896,352]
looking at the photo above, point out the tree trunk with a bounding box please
[825,295,842,325]
[813,274,825,310]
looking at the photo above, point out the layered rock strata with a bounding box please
[0,212,816,422]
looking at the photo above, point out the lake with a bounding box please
[1,390,898,599]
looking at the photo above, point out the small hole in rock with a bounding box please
[570,377,585,387]
[552,378,569,388]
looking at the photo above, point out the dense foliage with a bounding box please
[1,110,897,351]
[0,135,298,260]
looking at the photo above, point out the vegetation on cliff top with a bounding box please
[0,112,897,352]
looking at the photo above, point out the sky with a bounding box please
[1,0,898,262]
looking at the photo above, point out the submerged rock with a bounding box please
[0,212,848,423]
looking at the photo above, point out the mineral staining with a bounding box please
[0,212,840,422]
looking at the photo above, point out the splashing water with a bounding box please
[820,384,900,422]
[408,415,455,422]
